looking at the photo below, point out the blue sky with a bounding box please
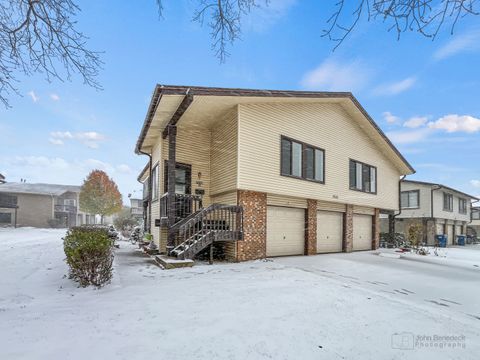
[1,0,480,201]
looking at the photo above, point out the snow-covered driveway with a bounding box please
[1,228,479,360]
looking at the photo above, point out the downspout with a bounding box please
[138,150,152,233]
[390,175,407,236]
[430,185,442,220]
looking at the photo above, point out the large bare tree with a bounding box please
[0,0,101,107]
[1,1,478,107]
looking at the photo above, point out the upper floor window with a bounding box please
[401,190,419,209]
[459,198,467,214]
[472,209,480,220]
[280,136,324,183]
[349,160,376,194]
[443,192,453,212]
[151,165,159,201]
[64,199,76,206]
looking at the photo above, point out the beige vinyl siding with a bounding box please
[149,140,162,246]
[317,200,345,212]
[396,182,431,219]
[237,103,402,211]
[432,190,471,222]
[267,194,307,209]
[210,109,238,196]
[161,124,212,205]
[353,206,375,215]
[211,191,238,205]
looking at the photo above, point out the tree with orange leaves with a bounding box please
[79,170,122,224]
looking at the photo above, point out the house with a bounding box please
[0,182,96,228]
[135,85,415,261]
[0,174,5,184]
[392,180,478,245]
[129,197,144,221]
[468,206,480,238]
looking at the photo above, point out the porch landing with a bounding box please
[155,255,195,270]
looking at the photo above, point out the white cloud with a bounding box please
[300,59,370,92]
[50,93,60,101]
[386,128,432,144]
[1,155,141,200]
[244,0,297,32]
[48,138,64,146]
[434,29,480,60]
[428,114,480,133]
[49,131,106,148]
[471,180,480,188]
[50,131,74,139]
[27,91,39,103]
[383,111,400,124]
[373,77,416,96]
[403,116,429,129]
[117,164,132,174]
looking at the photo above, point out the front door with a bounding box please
[164,161,192,194]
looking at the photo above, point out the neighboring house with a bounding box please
[392,180,478,245]
[137,163,150,231]
[135,85,414,261]
[0,182,95,228]
[468,207,480,237]
[129,198,144,221]
[0,174,5,184]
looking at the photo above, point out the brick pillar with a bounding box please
[236,190,267,261]
[344,205,353,252]
[372,208,380,250]
[305,199,317,255]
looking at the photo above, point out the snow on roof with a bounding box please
[0,182,81,196]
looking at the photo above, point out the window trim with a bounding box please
[400,190,420,209]
[151,163,159,202]
[459,197,468,214]
[349,159,377,194]
[443,192,453,212]
[280,135,326,184]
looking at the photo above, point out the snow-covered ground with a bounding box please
[1,228,479,360]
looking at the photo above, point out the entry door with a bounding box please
[353,214,373,251]
[317,211,343,253]
[267,206,305,257]
[164,161,192,194]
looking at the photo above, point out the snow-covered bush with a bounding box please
[63,226,114,287]
[131,226,143,243]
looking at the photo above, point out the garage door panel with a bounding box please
[317,211,343,253]
[353,214,372,251]
[267,206,305,257]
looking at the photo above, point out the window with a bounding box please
[443,193,453,211]
[164,161,192,195]
[151,164,159,201]
[280,136,325,183]
[473,209,480,220]
[459,198,467,214]
[0,212,11,224]
[401,190,419,209]
[0,193,17,207]
[349,160,377,193]
[64,199,76,206]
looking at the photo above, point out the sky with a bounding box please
[1,0,480,202]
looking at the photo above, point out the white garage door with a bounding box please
[447,225,454,245]
[353,214,372,251]
[317,211,343,253]
[267,206,305,257]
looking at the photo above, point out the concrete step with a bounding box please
[154,255,194,270]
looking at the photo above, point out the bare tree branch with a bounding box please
[0,0,102,107]
[322,0,479,50]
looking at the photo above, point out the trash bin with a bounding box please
[456,235,466,246]
[436,234,447,248]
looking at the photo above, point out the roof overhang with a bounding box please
[402,179,479,200]
[135,84,415,175]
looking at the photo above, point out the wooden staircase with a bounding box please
[169,204,243,260]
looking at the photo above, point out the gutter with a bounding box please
[393,175,407,220]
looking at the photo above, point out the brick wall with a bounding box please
[305,199,317,255]
[344,205,353,252]
[236,190,267,261]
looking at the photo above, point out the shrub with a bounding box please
[63,226,114,287]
